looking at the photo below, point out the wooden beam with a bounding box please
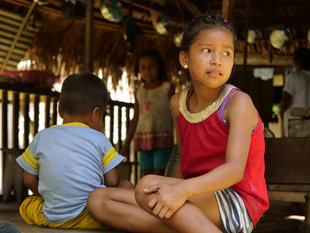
[235,52,293,66]
[85,0,94,72]
[222,0,230,19]
[243,0,250,66]
[222,0,235,21]
[0,1,37,72]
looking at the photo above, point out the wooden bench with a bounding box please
[265,138,310,233]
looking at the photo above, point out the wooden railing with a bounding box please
[0,83,137,202]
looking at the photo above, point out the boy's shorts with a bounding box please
[215,189,254,233]
[139,148,172,170]
[19,196,109,229]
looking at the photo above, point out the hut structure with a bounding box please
[0,1,310,232]
[0,0,309,85]
[0,0,309,120]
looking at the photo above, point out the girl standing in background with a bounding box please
[121,49,174,176]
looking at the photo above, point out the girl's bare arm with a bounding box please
[181,91,258,198]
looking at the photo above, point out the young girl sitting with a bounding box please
[135,14,269,233]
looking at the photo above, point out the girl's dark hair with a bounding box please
[135,49,167,81]
[293,48,310,70]
[181,14,237,53]
[59,72,108,115]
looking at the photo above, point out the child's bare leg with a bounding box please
[87,187,176,233]
[118,180,135,190]
[135,175,225,233]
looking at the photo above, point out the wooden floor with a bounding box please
[0,201,127,233]
[253,201,305,233]
[0,200,305,232]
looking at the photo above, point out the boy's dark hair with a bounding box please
[181,14,237,53]
[59,72,108,115]
[293,48,310,70]
[135,49,168,81]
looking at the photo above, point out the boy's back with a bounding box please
[16,72,126,229]
[17,122,124,223]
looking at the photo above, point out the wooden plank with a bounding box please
[0,56,19,67]
[222,0,236,21]
[0,44,26,56]
[84,0,94,72]
[23,93,30,147]
[0,82,60,96]
[0,13,42,33]
[44,96,51,128]
[1,2,37,72]
[109,105,114,146]
[268,190,307,203]
[265,138,310,183]
[52,97,58,125]
[12,92,19,148]
[118,106,122,150]
[222,0,230,19]
[33,95,39,135]
[268,184,310,192]
[0,37,30,50]
[0,50,23,62]
[290,108,310,117]
[1,90,8,148]
[234,52,293,66]
[0,20,39,39]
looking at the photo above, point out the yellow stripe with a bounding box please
[102,151,118,167]
[102,147,118,166]
[102,147,114,165]
[22,152,39,170]
[105,147,115,156]
[25,148,38,166]
[51,122,90,128]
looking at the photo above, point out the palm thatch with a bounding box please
[1,0,310,89]
[24,11,183,88]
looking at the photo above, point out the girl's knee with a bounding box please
[136,175,156,192]
[135,175,158,204]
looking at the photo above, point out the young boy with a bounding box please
[17,72,177,233]
[16,72,125,229]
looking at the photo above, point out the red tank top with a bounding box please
[178,85,269,226]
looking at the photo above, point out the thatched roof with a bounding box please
[0,0,310,87]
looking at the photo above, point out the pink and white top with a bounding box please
[134,82,174,151]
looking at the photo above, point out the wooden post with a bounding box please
[300,193,310,233]
[85,0,94,72]
[222,0,236,21]
[1,91,8,149]
[222,0,230,19]
[23,94,30,147]
[243,0,251,67]
[12,92,20,148]
[241,0,251,89]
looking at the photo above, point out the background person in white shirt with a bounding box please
[280,48,310,137]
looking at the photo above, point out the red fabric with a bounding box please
[134,131,174,151]
[1,71,59,89]
[178,111,269,226]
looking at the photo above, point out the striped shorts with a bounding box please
[215,189,253,233]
